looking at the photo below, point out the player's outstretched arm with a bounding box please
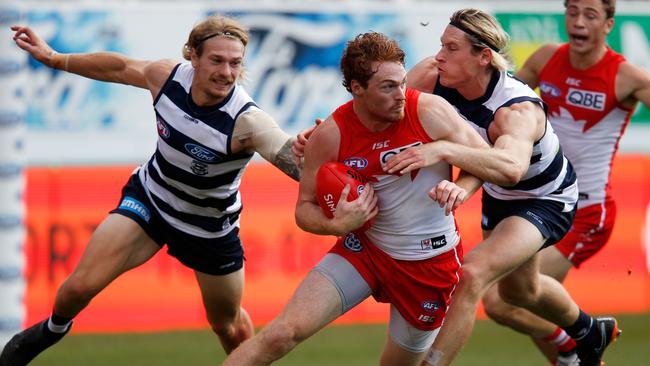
[11,25,155,89]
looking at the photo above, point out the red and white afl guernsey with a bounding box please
[538,44,634,208]
[332,88,460,261]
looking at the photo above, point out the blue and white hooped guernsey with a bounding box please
[138,62,257,238]
[434,70,578,212]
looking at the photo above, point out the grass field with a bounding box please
[30,313,649,365]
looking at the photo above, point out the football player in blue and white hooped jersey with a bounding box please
[4,15,301,365]
[385,8,618,366]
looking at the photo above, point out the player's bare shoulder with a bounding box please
[616,61,650,108]
[416,92,464,140]
[304,117,340,163]
[528,43,560,67]
[144,59,178,98]
[517,43,560,88]
[406,56,438,92]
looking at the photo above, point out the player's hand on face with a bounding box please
[429,180,467,216]
[291,118,323,166]
[333,183,378,233]
[10,25,56,66]
[383,142,443,175]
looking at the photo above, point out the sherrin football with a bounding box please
[316,161,373,232]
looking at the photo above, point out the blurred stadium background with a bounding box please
[1,0,649,364]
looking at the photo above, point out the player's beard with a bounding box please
[388,102,405,122]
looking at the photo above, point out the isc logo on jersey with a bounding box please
[379,142,422,166]
[566,88,606,111]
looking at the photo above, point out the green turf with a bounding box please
[30,313,648,365]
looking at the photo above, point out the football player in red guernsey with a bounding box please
[481,1,650,365]
[222,32,490,366]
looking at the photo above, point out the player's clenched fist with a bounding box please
[429,179,468,216]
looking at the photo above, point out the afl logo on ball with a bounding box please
[343,233,363,252]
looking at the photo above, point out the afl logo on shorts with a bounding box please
[421,300,441,313]
[343,233,363,252]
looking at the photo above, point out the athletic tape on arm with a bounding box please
[233,108,291,163]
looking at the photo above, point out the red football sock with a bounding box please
[544,327,577,353]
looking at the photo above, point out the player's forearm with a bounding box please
[441,142,525,186]
[295,201,346,236]
[272,139,301,182]
[50,52,148,88]
[455,170,483,198]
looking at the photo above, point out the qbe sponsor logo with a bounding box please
[566,88,606,111]
[379,142,422,166]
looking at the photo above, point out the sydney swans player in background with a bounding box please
[222,31,490,366]
[481,0,650,365]
[397,8,618,366]
[2,15,301,366]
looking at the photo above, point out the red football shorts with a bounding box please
[329,233,463,331]
[554,198,616,268]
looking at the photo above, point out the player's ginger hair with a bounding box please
[340,32,406,93]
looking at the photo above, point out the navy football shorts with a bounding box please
[109,173,244,275]
[481,191,576,249]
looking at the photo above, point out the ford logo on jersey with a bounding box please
[343,157,368,170]
[185,143,219,163]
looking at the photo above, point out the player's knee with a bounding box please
[209,314,239,340]
[457,261,489,297]
[209,308,253,343]
[259,319,305,356]
[498,283,539,308]
[483,295,511,325]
